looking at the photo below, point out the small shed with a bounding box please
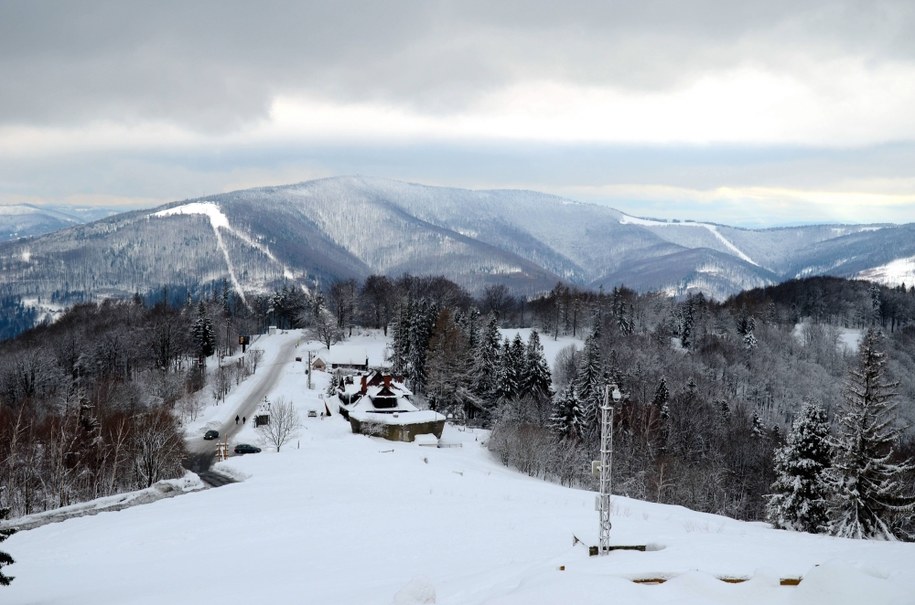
[311,356,327,371]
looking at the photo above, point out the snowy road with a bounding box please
[184,337,299,473]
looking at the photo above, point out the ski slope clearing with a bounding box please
[152,201,302,304]
[619,214,758,266]
[5,331,915,605]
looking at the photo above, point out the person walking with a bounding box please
[235,415,240,424]
[243,416,246,424]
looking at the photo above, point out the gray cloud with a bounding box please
[3,0,914,131]
[3,0,915,228]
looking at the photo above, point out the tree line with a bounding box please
[768,328,915,539]
[338,274,915,539]
[1,273,914,556]
[0,283,267,522]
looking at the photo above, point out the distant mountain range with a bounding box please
[0,203,127,242]
[1,176,913,321]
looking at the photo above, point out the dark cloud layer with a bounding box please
[3,0,914,132]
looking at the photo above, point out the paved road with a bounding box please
[183,338,299,475]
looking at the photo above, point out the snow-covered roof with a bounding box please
[323,348,369,366]
[338,374,413,399]
[349,409,445,426]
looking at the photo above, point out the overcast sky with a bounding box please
[2,0,915,226]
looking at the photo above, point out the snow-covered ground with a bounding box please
[5,330,915,605]
[791,322,862,353]
[857,256,915,289]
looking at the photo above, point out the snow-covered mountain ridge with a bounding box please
[0,176,912,317]
[0,202,125,242]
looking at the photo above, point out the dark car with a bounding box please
[234,443,261,454]
[203,430,219,440]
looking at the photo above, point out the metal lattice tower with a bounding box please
[598,383,620,555]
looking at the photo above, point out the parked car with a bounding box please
[234,443,261,454]
[203,430,219,440]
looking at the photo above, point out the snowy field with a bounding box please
[791,322,863,353]
[5,330,915,605]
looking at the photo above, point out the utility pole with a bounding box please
[307,350,313,390]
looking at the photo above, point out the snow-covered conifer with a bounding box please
[494,338,520,402]
[470,316,502,411]
[406,300,438,394]
[192,302,215,361]
[521,330,553,400]
[678,297,695,350]
[651,377,669,410]
[828,329,915,540]
[550,385,585,442]
[766,401,832,533]
[388,301,411,375]
[574,333,603,433]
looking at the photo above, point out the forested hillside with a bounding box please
[1,275,913,540]
[3,178,915,344]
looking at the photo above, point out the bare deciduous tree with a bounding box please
[131,409,186,489]
[248,348,265,373]
[307,308,343,350]
[256,397,301,453]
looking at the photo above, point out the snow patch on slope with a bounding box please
[620,215,758,267]
[856,257,915,287]
[154,202,247,305]
[153,202,306,301]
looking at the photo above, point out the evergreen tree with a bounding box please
[575,332,603,434]
[388,301,411,375]
[870,283,882,326]
[458,307,480,354]
[192,302,216,361]
[740,312,758,351]
[651,377,669,410]
[0,505,14,586]
[828,329,915,540]
[612,287,633,335]
[521,329,553,400]
[550,385,585,442]
[470,316,502,412]
[406,299,438,394]
[508,333,526,394]
[766,401,832,533]
[494,338,520,402]
[678,297,695,350]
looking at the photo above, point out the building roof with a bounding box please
[323,348,369,366]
